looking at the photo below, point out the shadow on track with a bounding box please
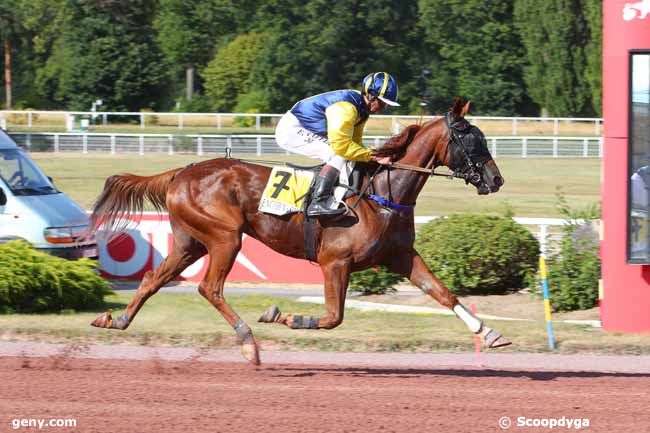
[267,366,650,381]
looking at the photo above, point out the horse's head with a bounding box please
[443,99,504,195]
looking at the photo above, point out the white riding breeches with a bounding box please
[275,111,347,171]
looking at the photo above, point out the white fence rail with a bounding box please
[0,110,603,136]
[9,132,603,158]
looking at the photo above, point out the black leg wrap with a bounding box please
[258,305,282,323]
[233,319,254,344]
[290,315,320,329]
[111,313,130,330]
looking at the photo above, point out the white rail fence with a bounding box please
[9,132,603,158]
[0,110,603,136]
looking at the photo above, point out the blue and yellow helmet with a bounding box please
[362,72,399,106]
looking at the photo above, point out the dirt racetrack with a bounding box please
[1,342,650,433]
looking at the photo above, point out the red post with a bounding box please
[601,0,650,332]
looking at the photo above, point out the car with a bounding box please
[0,128,98,259]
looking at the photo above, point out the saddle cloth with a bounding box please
[258,164,353,216]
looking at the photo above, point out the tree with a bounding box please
[155,0,236,101]
[514,0,595,116]
[13,0,68,108]
[418,0,528,115]
[0,0,604,116]
[249,0,419,112]
[583,1,602,116]
[202,32,267,112]
[38,0,168,111]
[0,0,21,108]
[246,0,314,111]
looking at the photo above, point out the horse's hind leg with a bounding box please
[258,258,351,330]
[91,223,206,330]
[198,233,261,365]
[387,249,511,349]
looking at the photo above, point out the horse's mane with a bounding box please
[373,124,422,159]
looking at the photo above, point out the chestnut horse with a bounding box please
[89,99,508,365]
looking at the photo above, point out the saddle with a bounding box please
[285,161,366,203]
[258,162,368,216]
[258,162,372,261]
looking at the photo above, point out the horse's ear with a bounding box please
[461,100,471,117]
[451,97,463,117]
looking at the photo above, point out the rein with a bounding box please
[390,162,471,180]
[365,112,488,211]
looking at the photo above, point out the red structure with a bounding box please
[98,214,324,284]
[601,0,650,332]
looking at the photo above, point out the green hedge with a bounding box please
[0,241,112,313]
[349,266,403,295]
[543,194,601,312]
[545,224,600,311]
[414,214,540,295]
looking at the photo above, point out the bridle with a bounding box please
[361,113,489,212]
[389,111,486,184]
[441,111,487,184]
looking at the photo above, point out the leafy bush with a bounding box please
[233,110,259,128]
[202,32,267,112]
[0,241,113,313]
[349,266,403,295]
[140,108,158,126]
[173,94,214,113]
[544,192,601,311]
[234,90,271,115]
[233,90,271,127]
[414,214,540,294]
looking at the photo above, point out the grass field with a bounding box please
[31,153,601,217]
[0,291,647,355]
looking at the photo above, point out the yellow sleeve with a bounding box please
[353,119,367,147]
[325,101,372,162]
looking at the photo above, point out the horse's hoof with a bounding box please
[241,342,261,366]
[258,305,281,323]
[90,312,112,328]
[484,329,511,349]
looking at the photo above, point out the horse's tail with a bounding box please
[88,167,183,235]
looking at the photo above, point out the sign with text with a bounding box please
[98,214,324,284]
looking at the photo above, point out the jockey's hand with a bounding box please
[372,155,393,165]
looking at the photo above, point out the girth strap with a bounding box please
[304,215,318,261]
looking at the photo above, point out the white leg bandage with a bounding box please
[453,303,483,334]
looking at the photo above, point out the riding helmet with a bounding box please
[362,72,400,106]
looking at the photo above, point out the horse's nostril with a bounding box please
[493,176,504,187]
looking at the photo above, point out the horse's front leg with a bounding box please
[388,249,511,348]
[259,258,350,330]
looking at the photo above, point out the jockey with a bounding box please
[275,72,399,217]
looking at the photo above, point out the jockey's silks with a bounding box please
[290,90,372,162]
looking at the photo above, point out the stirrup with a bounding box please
[307,201,346,217]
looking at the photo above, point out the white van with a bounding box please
[0,129,97,259]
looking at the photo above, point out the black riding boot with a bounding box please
[307,165,346,217]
